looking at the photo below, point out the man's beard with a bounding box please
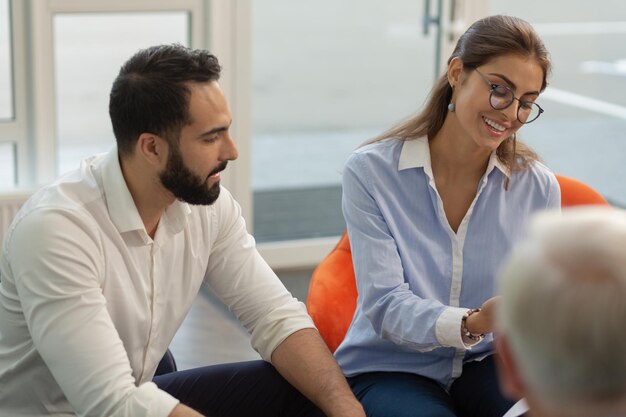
[159,146,226,206]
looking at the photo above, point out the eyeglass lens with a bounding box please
[489,85,541,123]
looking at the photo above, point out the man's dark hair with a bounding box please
[109,44,221,156]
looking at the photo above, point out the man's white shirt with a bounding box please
[0,148,314,416]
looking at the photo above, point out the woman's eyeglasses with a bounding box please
[474,68,544,124]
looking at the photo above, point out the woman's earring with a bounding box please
[447,102,456,112]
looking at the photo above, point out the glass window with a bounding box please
[53,12,189,175]
[0,141,15,190]
[251,0,438,242]
[0,0,13,121]
[489,1,626,206]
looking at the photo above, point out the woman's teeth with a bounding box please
[483,117,506,132]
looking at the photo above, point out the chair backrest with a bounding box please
[306,173,610,352]
[306,231,356,353]
[154,348,178,376]
[556,174,608,206]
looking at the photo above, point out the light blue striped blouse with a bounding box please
[335,137,560,387]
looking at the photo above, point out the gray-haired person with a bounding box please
[497,207,626,417]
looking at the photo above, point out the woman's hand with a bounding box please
[466,296,500,335]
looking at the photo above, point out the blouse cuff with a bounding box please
[436,306,479,349]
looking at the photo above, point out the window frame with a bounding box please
[0,0,30,188]
[5,0,484,269]
[30,0,207,186]
[0,0,15,123]
[251,0,481,268]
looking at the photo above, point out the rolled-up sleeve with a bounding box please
[8,209,179,417]
[204,188,315,362]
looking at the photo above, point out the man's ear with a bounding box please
[136,133,167,167]
[495,335,527,401]
[447,57,465,88]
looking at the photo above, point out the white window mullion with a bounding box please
[10,0,33,188]
[30,0,205,187]
[208,0,252,228]
[30,0,56,185]
[439,0,490,73]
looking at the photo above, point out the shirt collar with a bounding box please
[398,136,511,179]
[487,150,511,179]
[398,137,431,171]
[161,199,192,236]
[98,147,191,235]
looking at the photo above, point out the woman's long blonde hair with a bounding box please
[370,15,551,177]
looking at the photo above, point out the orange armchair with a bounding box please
[306,174,609,352]
[555,174,608,206]
[306,231,357,353]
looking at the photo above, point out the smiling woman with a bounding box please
[442,53,545,180]
[334,15,560,417]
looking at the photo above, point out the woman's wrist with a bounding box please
[462,308,485,341]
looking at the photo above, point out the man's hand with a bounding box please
[465,296,500,335]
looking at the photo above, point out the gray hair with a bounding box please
[498,207,626,416]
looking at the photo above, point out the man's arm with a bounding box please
[8,209,180,416]
[169,404,204,417]
[205,190,363,416]
[271,328,365,417]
